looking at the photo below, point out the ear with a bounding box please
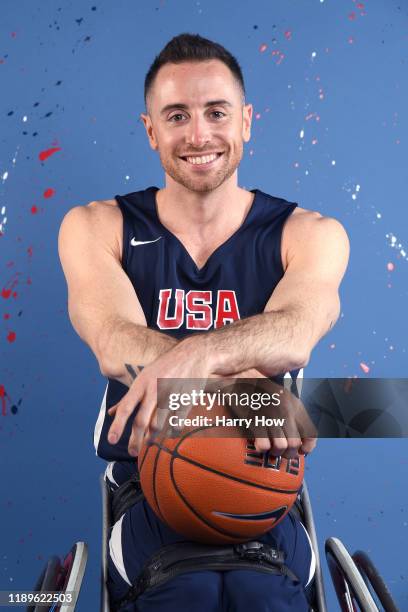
[242,103,253,143]
[140,113,159,151]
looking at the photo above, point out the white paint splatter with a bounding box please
[299,129,304,138]
[311,51,317,59]
[331,160,336,166]
[386,232,408,260]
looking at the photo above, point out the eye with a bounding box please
[169,113,186,122]
[211,111,226,119]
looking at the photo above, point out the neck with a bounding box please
[156,175,253,235]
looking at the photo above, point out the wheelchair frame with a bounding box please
[29,475,399,611]
[99,475,327,612]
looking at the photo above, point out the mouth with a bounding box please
[179,152,224,169]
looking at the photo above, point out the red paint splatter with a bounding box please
[4,313,10,320]
[284,30,292,41]
[27,246,33,258]
[387,262,395,271]
[31,205,38,214]
[360,362,370,374]
[12,292,17,298]
[271,50,285,65]
[356,2,364,9]
[7,331,16,343]
[259,44,267,53]
[0,385,7,416]
[11,32,17,38]
[27,277,32,285]
[38,147,61,162]
[348,37,355,44]
[43,188,55,199]
[348,12,357,20]
[1,273,19,299]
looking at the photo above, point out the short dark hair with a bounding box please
[144,33,246,113]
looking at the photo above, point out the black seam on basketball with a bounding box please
[148,434,300,496]
[138,441,150,472]
[152,442,166,523]
[169,452,257,540]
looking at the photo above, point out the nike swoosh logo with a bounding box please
[130,236,162,247]
[212,505,288,521]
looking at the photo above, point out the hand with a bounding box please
[212,373,317,458]
[107,337,214,456]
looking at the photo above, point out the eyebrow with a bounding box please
[160,99,233,115]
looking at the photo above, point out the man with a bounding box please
[58,33,349,611]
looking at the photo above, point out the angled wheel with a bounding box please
[325,537,378,611]
[352,550,398,612]
[27,542,88,612]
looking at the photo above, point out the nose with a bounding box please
[185,113,211,149]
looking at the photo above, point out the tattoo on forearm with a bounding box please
[125,363,143,382]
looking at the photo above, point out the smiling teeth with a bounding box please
[186,153,218,165]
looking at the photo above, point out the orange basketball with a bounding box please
[139,415,304,544]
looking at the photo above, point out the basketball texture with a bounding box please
[139,425,304,544]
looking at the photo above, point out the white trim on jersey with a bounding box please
[284,368,304,398]
[109,515,132,586]
[104,462,119,488]
[94,382,108,455]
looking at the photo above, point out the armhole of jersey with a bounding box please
[278,203,298,275]
[114,195,131,274]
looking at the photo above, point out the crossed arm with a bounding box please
[58,203,349,457]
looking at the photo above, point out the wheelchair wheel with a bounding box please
[325,537,378,611]
[27,557,61,611]
[27,542,88,612]
[352,550,399,612]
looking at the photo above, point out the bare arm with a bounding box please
[58,201,176,387]
[200,212,349,377]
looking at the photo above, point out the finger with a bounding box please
[254,437,271,452]
[281,436,302,459]
[108,388,144,444]
[299,437,317,455]
[269,436,288,457]
[131,398,158,455]
[107,405,117,416]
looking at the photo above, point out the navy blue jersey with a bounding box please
[94,186,299,460]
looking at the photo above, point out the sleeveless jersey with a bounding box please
[94,186,299,461]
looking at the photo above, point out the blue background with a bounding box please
[1,0,407,609]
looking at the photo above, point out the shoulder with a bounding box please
[58,198,123,260]
[282,206,350,269]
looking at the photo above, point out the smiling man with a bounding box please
[59,33,349,611]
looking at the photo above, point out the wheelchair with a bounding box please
[98,474,399,612]
[29,474,398,611]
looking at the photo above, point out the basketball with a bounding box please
[138,413,304,544]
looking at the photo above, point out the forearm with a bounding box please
[97,318,177,386]
[197,308,313,377]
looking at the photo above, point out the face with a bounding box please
[140,60,253,193]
